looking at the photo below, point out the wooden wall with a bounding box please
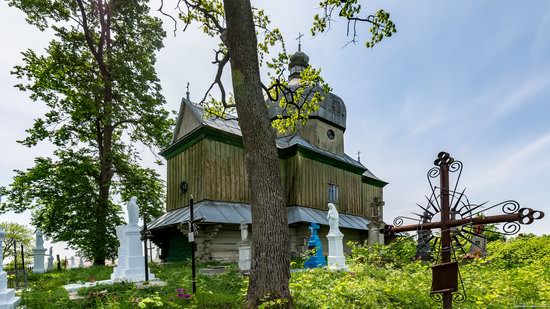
[293,156,365,216]
[166,140,206,211]
[166,137,382,219]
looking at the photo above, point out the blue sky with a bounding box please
[1,0,549,257]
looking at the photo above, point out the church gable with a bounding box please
[172,98,203,143]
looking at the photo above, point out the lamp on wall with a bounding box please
[180,181,188,194]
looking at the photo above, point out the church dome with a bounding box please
[266,50,347,130]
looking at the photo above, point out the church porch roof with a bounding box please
[148,200,371,231]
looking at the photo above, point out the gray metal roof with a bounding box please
[362,168,385,183]
[173,100,384,182]
[148,201,370,231]
[276,134,366,170]
[286,206,370,230]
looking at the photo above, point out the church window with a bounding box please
[328,184,339,203]
[327,129,335,140]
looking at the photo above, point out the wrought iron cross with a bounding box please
[296,32,304,51]
[383,152,544,309]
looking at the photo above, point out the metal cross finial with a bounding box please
[357,150,361,162]
[296,32,304,51]
[186,82,190,101]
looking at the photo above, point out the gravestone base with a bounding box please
[327,233,348,271]
[122,222,155,282]
[32,248,47,273]
[0,272,20,309]
[238,244,251,273]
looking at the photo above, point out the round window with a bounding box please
[327,129,335,140]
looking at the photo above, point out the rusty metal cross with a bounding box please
[383,152,545,308]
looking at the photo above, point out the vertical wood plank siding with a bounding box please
[166,138,382,217]
[296,157,365,216]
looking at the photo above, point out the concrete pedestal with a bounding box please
[327,233,347,271]
[0,227,20,309]
[238,244,251,272]
[0,271,20,309]
[122,225,154,282]
[368,222,385,245]
[33,248,47,273]
[111,225,127,280]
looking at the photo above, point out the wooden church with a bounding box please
[148,49,388,262]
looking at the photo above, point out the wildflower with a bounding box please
[177,293,192,299]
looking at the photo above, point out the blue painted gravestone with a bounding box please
[304,223,326,268]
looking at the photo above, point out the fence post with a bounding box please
[20,244,27,288]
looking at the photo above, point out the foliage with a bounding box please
[0,221,34,262]
[291,235,550,308]
[312,0,397,48]
[167,1,397,306]
[20,262,245,308]
[17,235,550,308]
[347,238,416,267]
[3,0,173,263]
[167,0,394,133]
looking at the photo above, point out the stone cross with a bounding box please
[370,197,385,220]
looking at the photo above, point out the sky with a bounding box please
[1,0,549,258]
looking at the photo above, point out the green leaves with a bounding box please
[6,0,173,262]
[313,1,397,48]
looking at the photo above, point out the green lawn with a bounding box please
[16,235,550,308]
[20,263,245,308]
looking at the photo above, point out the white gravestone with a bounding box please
[110,225,127,280]
[326,203,348,270]
[0,227,20,308]
[32,229,47,273]
[46,247,54,271]
[238,221,251,272]
[122,197,155,281]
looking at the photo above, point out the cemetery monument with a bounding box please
[46,247,54,271]
[0,227,20,308]
[32,229,47,273]
[326,203,348,270]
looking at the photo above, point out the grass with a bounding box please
[19,262,245,308]
[16,235,550,308]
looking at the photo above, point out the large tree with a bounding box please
[2,0,173,264]
[163,0,395,307]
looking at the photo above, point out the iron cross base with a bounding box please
[382,151,545,309]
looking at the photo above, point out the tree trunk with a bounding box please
[94,125,113,266]
[222,0,292,307]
